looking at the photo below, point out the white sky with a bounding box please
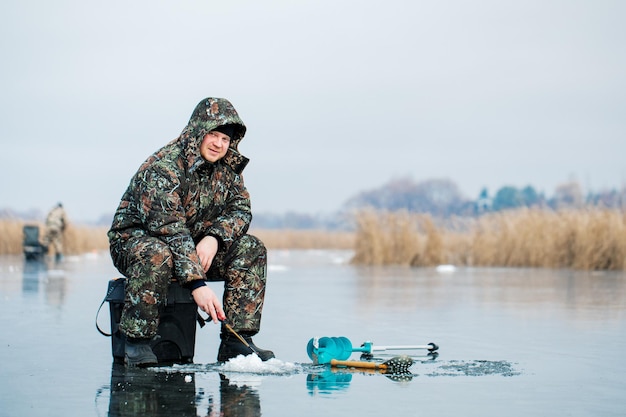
[1,0,625,222]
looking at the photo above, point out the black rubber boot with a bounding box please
[125,338,158,367]
[217,333,275,362]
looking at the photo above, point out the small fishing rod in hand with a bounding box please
[197,312,262,356]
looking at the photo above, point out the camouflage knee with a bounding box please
[220,234,268,333]
[118,237,174,338]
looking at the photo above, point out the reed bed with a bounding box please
[251,229,355,250]
[4,208,625,270]
[0,220,110,256]
[351,208,626,270]
[0,220,355,256]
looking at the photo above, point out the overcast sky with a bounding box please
[1,0,625,223]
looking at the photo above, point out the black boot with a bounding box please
[217,333,275,362]
[125,337,158,367]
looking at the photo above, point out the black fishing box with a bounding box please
[22,225,47,261]
[104,278,198,365]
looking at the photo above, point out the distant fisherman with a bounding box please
[108,97,274,367]
[42,202,67,262]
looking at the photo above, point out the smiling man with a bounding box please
[108,97,274,367]
[200,127,232,162]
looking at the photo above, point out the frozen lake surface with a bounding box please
[1,249,625,416]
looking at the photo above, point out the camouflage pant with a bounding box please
[110,234,267,339]
[42,228,64,255]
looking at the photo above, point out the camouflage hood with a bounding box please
[180,97,249,174]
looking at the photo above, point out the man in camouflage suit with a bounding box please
[43,202,67,262]
[108,97,274,366]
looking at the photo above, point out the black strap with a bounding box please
[95,279,125,337]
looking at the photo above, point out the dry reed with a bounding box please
[0,220,355,256]
[351,208,626,270]
[4,208,625,270]
[251,229,355,250]
[351,210,420,265]
[0,220,110,255]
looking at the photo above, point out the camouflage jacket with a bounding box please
[46,205,67,231]
[108,98,252,285]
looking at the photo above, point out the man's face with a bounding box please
[200,131,231,162]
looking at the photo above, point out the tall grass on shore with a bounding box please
[0,220,110,256]
[0,220,355,256]
[251,229,355,249]
[352,208,626,270]
[4,208,624,270]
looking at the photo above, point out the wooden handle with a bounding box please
[330,359,388,370]
[224,323,252,348]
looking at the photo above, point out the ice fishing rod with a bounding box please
[197,313,263,357]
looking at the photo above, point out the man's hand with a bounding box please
[192,285,226,323]
[196,235,219,272]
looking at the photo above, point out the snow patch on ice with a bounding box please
[221,354,302,375]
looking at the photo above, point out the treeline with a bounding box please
[345,178,626,218]
[256,178,626,230]
[3,178,623,231]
